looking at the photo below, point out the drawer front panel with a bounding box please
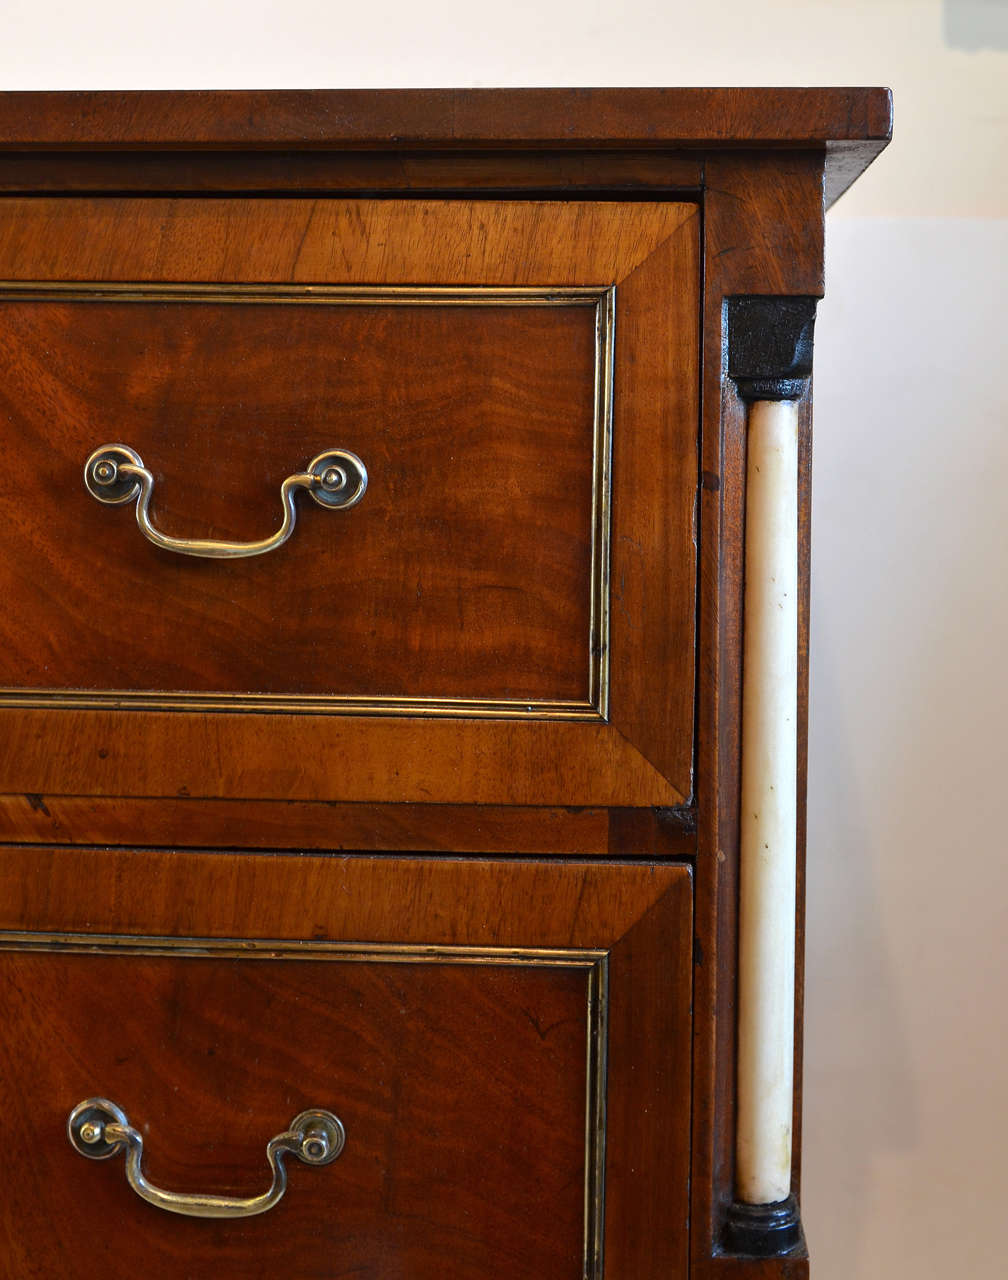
[0,287,604,712]
[1,945,595,1280]
[0,850,693,1280]
[0,198,699,806]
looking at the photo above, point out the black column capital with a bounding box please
[727,296,818,402]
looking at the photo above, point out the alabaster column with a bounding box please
[735,397,799,1206]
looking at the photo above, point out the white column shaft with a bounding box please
[735,398,799,1206]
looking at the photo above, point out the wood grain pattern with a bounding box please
[0,851,693,1280]
[604,865,694,1280]
[0,197,693,285]
[0,708,684,806]
[609,211,700,793]
[0,197,699,806]
[792,394,812,1202]
[1,950,591,1280]
[704,152,825,298]
[0,89,892,1279]
[0,87,890,208]
[690,151,824,1273]
[707,1259,809,1280]
[0,296,598,704]
[0,795,698,857]
[0,86,891,154]
[0,847,680,946]
[0,148,706,194]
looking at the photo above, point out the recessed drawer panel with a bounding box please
[0,287,603,711]
[0,198,699,807]
[2,947,593,1280]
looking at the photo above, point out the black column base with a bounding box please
[724,1194,803,1256]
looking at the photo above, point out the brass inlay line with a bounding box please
[0,932,607,966]
[0,283,605,305]
[584,957,609,1280]
[0,691,601,719]
[0,930,608,1278]
[0,282,614,725]
[590,286,615,718]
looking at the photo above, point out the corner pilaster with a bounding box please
[723,295,817,1257]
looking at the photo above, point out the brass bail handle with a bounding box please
[67,1098,346,1220]
[84,443,367,559]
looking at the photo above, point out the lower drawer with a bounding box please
[0,850,692,1280]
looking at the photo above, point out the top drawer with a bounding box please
[0,198,698,808]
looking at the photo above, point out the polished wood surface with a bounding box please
[0,88,892,1279]
[609,205,699,789]
[708,1260,809,1279]
[0,198,699,806]
[0,86,890,206]
[0,196,690,284]
[0,297,598,703]
[0,708,684,806]
[0,795,697,857]
[0,87,891,206]
[0,148,706,194]
[2,950,590,1279]
[0,848,679,945]
[690,150,824,1269]
[0,87,892,148]
[0,852,693,1280]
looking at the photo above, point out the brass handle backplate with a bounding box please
[67,1097,346,1219]
[84,443,367,559]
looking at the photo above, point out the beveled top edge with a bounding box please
[0,87,892,151]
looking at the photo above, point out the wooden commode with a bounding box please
[0,88,891,1279]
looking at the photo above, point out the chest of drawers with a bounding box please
[0,88,890,1280]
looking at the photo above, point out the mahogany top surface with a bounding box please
[0,87,891,150]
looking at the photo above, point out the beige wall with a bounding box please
[810,215,1007,1278]
[3,2,1005,1276]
